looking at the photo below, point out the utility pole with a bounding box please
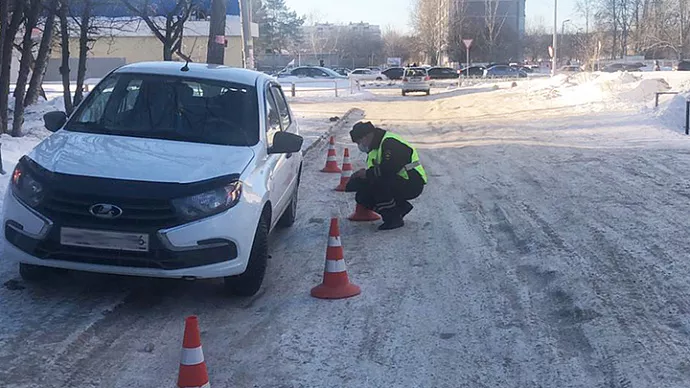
[239,0,254,69]
[207,0,226,65]
[551,0,557,76]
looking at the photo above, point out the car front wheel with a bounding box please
[224,213,269,297]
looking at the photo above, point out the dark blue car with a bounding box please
[483,65,528,78]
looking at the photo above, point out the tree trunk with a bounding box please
[25,2,58,107]
[12,0,41,137]
[73,0,91,107]
[207,0,227,64]
[58,0,73,114]
[1,0,24,134]
[0,0,9,134]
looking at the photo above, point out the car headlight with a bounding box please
[172,181,242,221]
[11,162,44,208]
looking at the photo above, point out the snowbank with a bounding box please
[655,92,690,133]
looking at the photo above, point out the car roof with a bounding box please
[115,61,271,86]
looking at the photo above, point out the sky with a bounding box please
[284,0,583,33]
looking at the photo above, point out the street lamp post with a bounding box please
[561,19,571,65]
[552,0,557,76]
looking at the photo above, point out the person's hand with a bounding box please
[352,168,366,179]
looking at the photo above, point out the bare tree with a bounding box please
[1,0,24,134]
[483,0,508,60]
[382,27,413,63]
[25,0,59,106]
[12,0,42,137]
[120,0,197,61]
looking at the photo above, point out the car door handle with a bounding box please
[286,153,293,159]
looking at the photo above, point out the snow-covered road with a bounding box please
[3,80,690,387]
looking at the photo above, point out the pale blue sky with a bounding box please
[284,0,583,33]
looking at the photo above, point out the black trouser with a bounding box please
[346,171,425,221]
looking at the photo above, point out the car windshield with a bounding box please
[66,73,259,146]
[405,69,426,77]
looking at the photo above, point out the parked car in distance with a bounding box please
[558,65,582,73]
[401,67,431,96]
[428,67,459,80]
[332,67,352,76]
[483,65,528,78]
[7,62,304,297]
[676,61,690,71]
[382,67,405,80]
[459,66,486,77]
[348,68,388,81]
[277,66,344,78]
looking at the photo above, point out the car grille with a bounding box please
[39,191,179,229]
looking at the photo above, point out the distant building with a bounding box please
[43,0,258,82]
[449,0,526,62]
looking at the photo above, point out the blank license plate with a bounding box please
[60,228,149,252]
[412,77,421,81]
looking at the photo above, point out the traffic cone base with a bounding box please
[348,204,381,222]
[311,218,361,300]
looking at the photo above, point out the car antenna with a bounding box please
[181,60,190,72]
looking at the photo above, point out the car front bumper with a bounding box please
[2,192,258,279]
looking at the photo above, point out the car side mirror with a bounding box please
[269,131,303,154]
[44,111,67,132]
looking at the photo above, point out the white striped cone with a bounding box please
[178,316,210,388]
[311,218,361,299]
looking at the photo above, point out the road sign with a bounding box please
[462,39,473,49]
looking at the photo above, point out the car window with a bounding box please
[405,69,427,77]
[292,68,309,77]
[270,85,291,130]
[265,87,282,147]
[428,68,440,75]
[68,73,260,146]
[314,69,329,77]
[352,70,363,74]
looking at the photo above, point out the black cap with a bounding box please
[350,121,376,142]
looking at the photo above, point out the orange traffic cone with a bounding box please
[177,316,210,388]
[348,204,381,222]
[321,136,341,173]
[335,148,353,191]
[311,218,361,299]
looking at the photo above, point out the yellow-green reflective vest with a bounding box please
[366,132,428,183]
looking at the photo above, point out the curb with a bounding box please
[302,108,364,156]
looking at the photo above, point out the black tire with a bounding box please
[224,213,269,297]
[402,91,406,96]
[426,90,431,96]
[376,77,383,81]
[277,177,300,228]
[19,263,59,282]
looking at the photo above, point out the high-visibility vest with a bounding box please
[366,132,428,183]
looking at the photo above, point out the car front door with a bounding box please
[264,84,292,223]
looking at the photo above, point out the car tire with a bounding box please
[402,91,406,96]
[224,213,269,297]
[19,263,61,282]
[426,90,430,96]
[376,77,383,81]
[277,174,300,228]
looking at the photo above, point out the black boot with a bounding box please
[378,216,405,231]
[398,201,413,219]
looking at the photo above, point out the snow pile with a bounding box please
[529,72,671,108]
[656,92,690,132]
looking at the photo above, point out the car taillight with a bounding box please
[425,76,431,81]
[402,77,408,82]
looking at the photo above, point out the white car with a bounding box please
[401,67,431,96]
[348,68,388,82]
[4,62,304,296]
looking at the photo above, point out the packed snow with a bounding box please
[4,70,690,387]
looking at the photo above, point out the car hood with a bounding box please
[28,131,255,183]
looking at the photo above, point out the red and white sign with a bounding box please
[462,39,473,49]
[548,45,554,58]
[214,35,226,44]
